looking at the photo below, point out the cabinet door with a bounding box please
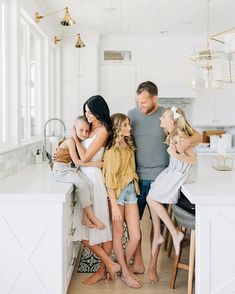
[192,87,235,127]
[61,81,79,130]
[192,93,216,126]
[62,44,79,80]
[215,87,235,126]
[79,80,98,113]
[79,43,98,81]
[100,64,136,114]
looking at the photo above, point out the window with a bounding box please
[20,16,42,142]
[0,0,6,145]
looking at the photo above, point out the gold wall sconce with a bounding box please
[54,34,85,48]
[35,6,75,26]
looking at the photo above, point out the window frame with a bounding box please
[0,0,6,146]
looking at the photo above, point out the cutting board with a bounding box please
[203,130,226,143]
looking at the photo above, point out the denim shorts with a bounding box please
[117,182,138,206]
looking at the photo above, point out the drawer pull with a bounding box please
[70,200,77,208]
[69,227,76,236]
[70,257,77,266]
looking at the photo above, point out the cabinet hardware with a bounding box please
[70,257,77,266]
[69,226,76,236]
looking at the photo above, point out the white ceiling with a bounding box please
[37,0,235,37]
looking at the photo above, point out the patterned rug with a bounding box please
[77,224,129,273]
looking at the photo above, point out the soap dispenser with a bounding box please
[35,149,43,164]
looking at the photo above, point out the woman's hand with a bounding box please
[112,205,122,221]
[92,160,103,169]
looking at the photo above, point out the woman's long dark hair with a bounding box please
[83,95,113,146]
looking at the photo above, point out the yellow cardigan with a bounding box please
[102,146,140,198]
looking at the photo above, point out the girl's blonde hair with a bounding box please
[107,113,135,150]
[75,115,89,125]
[163,107,194,144]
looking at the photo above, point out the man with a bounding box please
[128,81,201,283]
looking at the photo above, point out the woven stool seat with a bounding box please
[172,204,195,230]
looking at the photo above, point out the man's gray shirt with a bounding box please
[128,106,169,180]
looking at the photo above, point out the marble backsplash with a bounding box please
[0,142,43,181]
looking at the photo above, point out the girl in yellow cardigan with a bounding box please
[102,113,141,289]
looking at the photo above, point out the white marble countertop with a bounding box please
[182,154,235,205]
[0,162,73,203]
[195,146,235,154]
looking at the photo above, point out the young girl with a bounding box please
[102,113,142,289]
[146,106,197,258]
[52,116,105,230]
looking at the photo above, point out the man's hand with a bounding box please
[167,144,177,156]
[175,139,190,154]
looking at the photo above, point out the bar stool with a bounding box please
[170,204,195,294]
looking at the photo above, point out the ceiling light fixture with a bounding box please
[210,27,235,83]
[190,0,223,89]
[35,6,75,26]
[54,34,85,48]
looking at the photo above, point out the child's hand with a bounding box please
[71,126,77,140]
[112,205,122,221]
[93,160,103,169]
[167,144,177,156]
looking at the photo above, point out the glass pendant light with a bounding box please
[190,0,223,89]
[210,28,235,83]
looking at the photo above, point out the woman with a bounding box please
[72,95,120,285]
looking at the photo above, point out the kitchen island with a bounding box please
[0,162,80,294]
[182,154,235,294]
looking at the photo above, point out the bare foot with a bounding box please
[129,263,145,274]
[128,269,140,282]
[108,262,121,282]
[82,271,107,285]
[82,214,96,228]
[173,231,184,256]
[152,235,164,256]
[147,267,159,284]
[92,217,106,230]
[121,275,142,288]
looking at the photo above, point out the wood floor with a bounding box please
[67,210,194,294]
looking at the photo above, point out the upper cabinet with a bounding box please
[61,42,98,129]
[192,87,235,126]
[61,43,98,81]
[136,38,196,98]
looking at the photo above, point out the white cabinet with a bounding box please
[61,43,98,129]
[192,87,235,126]
[0,163,80,294]
[137,40,196,98]
[100,64,136,114]
[62,43,98,81]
